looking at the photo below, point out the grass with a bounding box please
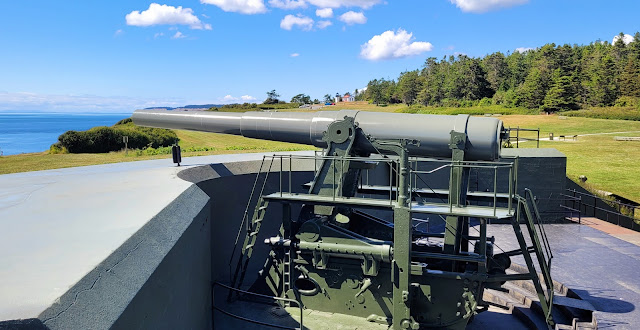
[499,115,640,202]
[0,130,312,175]
[563,106,640,121]
[2,108,640,203]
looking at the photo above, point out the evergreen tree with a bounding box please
[397,70,422,106]
[483,52,509,92]
[358,32,640,109]
[620,57,640,97]
[541,70,578,112]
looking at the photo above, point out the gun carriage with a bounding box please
[133,109,555,329]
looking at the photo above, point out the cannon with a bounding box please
[133,109,555,329]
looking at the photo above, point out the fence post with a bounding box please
[578,197,582,224]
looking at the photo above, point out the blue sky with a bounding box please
[0,0,639,112]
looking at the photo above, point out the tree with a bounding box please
[397,70,422,106]
[541,70,578,112]
[366,79,386,105]
[323,94,333,104]
[620,58,640,97]
[264,89,281,104]
[585,54,618,106]
[290,93,311,104]
[482,52,509,92]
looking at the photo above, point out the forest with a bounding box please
[361,32,640,113]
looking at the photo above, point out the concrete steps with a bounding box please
[482,264,597,330]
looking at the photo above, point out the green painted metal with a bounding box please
[225,114,554,329]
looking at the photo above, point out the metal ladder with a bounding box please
[230,157,275,292]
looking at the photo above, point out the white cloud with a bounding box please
[306,0,381,9]
[172,31,186,39]
[515,47,534,53]
[154,32,164,39]
[126,3,212,30]
[114,29,124,37]
[269,0,307,9]
[360,29,433,61]
[280,14,314,31]
[317,20,332,29]
[449,0,528,13]
[613,34,634,45]
[219,94,258,103]
[316,8,333,18]
[0,91,185,112]
[338,11,366,25]
[290,53,300,57]
[201,0,268,14]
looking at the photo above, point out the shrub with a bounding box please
[114,118,133,125]
[563,107,640,121]
[614,96,639,108]
[54,124,178,154]
[478,97,493,106]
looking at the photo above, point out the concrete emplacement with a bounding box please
[0,148,638,329]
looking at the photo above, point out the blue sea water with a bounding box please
[0,112,131,156]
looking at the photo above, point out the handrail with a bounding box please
[213,282,304,330]
[567,188,640,212]
[524,189,553,262]
[259,153,518,219]
[566,188,639,228]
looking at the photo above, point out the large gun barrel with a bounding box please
[132,109,505,160]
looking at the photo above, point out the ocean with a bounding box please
[0,112,131,156]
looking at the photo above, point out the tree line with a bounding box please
[363,32,640,112]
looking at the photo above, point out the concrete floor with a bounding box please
[488,223,640,329]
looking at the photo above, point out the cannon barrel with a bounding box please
[132,109,505,160]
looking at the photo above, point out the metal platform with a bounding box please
[264,192,514,219]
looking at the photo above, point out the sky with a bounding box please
[0,0,639,112]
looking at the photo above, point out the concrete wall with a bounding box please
[499,148,567,221]
[38,185,212,330]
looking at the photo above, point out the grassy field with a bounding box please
[0,131,311,175]
[1,108,639,202]
[498,115,640,201]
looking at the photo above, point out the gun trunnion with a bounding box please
[132,109,555,329]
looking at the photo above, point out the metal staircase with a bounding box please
[227,151,557,328]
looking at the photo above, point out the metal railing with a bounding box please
[254,154,518,217]
[409,157,517,217]
[565,189,639,231]
[508,127,540,148]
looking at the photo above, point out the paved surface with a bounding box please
[0,152,310,320]
[570,216,640,246]
[488,223,640,329]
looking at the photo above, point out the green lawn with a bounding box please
[499,115,640,201]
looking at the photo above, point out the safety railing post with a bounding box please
[508,165,513,214]
[279,156,283,197]
[493,166,498,217]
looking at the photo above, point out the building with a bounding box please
[335,92,355,103]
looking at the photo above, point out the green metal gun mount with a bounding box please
[133,110,555,329]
